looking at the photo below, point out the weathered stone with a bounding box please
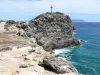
[19,64,28,68]
[43,56,79,74]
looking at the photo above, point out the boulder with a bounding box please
[42,56,79,74]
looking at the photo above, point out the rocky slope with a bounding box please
[0,32,80,75]
[0,12,81,75]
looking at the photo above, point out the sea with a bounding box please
[54,22,100,75]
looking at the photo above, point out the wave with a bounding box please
[79,39,87,43]
[52,48,72,55]
[73,32,76,34]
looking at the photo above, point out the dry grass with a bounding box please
[0,32,25,44]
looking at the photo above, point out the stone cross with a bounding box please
[50,6,53,13]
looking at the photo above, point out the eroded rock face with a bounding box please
[24,12,80,51]
[42,56,79,74]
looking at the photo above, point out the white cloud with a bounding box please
[0,0,100,14]
[0,0,100,21]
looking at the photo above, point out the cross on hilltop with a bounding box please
[50,6,53,13]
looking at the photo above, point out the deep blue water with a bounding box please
[55,22,100,75]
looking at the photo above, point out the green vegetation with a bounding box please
[6,20,16,24]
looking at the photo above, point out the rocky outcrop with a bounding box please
[3,12,80,51]
[24,12,80,51]
[42,56,79,74]
[0,12,81,75]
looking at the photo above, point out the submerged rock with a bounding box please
[24,12,80,51]
[42,56,79,74]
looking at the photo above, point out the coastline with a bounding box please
[0,12,81,75]
[0,32,81,75]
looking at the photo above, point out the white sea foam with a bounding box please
[53,48,72,55]
[85,40,87,42]
[79,39,87,43]
[73,32,76,34]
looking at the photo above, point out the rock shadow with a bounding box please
[38,64,58,73]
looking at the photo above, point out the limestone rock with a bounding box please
[43,56,79,74]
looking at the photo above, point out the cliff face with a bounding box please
[24,12,79,51]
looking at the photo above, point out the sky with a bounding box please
[0,0,100,22]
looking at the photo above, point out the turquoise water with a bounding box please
[55,22,100,75]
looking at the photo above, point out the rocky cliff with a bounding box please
[0,12,81,75]
[0,33,80,75]
[23,12,80,51]
[4,12,80,52]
